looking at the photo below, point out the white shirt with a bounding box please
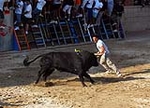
[93,0,103,14]
[81,0,95,9]
[15,0,24,14]
[24,4,32,18]
[53,0,61,5]
[0,0,10,11]
[36,0,46,10]
[96,39,110,54]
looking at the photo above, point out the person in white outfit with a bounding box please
[81,0,96,28]
[92,0,103,24]
[14,0,24,30]
[62,0,74,21]
[32,0,46,26]
[92,35,122,77]
[0,0,10,24]
[23,0,32,34]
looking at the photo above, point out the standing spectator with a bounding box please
[3,2,10,14]
[32,0,46,27]
[22,0,32,34]
[62,0,74,21]
[74,0,82,17]
[92,35,122,77]
[107,0,114,17]
[0,0,10,25]
[52,0,62,19]
[81,0,96,28]
[0,0,11,37]
[92,0,103,24]
[14,0,24,30]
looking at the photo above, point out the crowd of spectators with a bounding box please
[0,0,126,35]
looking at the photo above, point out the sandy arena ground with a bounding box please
[0,31,150,108]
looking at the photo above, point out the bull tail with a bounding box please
[23,54,43,66]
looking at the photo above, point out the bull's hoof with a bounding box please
[91,80,95,84]
[82,84,87,87]
[45,82,54,87]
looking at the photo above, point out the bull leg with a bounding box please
[42,68,55,82]
[78,72,87,87]
[35,67,48,84]
[83,72,95,84]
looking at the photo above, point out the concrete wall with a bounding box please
[0,10,13,51]
[122,6,150,32]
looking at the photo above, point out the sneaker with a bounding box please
[117,73,122,77]
[14,26,19,30]
[83,23,87,31]
[116,71,122,77]
[0,26,5,29]
[67,18,70,21]
[20,23,24,27]
[87,24,91,29]
[14,21,17,25]
[113,29,118,32]
[32,25,38,28]
[90,24,94,27]
[54,21,58,24]
[39,13,44,17]
[49,20,58,24]
[76,14,83,18]
[25,31,28,35]
[112,22,117,26]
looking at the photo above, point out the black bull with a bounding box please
[23,50,99,87]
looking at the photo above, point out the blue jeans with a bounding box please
[16,14,22,24]
[33,8,42,24]
[107,0,114,16]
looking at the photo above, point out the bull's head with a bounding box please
[90,53,99,67]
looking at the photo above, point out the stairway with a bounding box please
[13,28,30,51]
[100,15,126,40]
[30,24,46,48]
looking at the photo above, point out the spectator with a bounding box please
[52,0,62,19]
[107,0,114,17]
[92,35,122,77]
[14,0,24,30]
[111,1,124,33]
[74,0,82,17]
[62,0,74,21]
[22,0,32,34]
[0,0,10,25]
[32,0,46,27]
[81,0,96,28]
[92,0,103,24]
